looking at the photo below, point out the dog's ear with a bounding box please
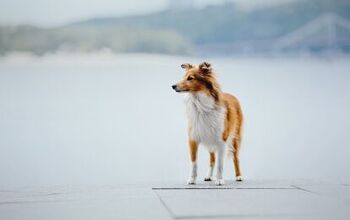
[181,63,193,70]
[199,61,212,75]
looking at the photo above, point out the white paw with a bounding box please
[204,176,214,181]
[236,176,243,182]
[215,179,225,186]
[187,177,196,185]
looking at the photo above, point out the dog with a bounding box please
[172,62,243,185]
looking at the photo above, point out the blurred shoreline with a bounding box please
[1,51,350,65]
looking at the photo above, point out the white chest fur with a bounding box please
[185,93,226,152]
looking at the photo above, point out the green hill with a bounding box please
[0,25,193,55]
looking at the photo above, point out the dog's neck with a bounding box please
[185,92,221,114]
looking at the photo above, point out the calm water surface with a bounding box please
[0,53,349,189]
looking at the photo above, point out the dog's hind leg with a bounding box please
[187,139,198,185]
[233,137,243,181]
[204,152,215,181]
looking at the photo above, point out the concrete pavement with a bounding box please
[0,180,349,220]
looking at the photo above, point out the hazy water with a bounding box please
[0,53,350,189]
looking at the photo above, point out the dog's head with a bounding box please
[172,62,216,94]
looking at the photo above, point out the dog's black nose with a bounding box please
[172,85,177,90]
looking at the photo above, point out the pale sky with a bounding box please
[0,0,296,26]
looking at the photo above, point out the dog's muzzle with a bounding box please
[172,84,180,92]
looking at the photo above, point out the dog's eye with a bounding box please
[187,76,194,81]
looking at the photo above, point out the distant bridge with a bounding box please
[274,13,350,52]
[197,12,350,56]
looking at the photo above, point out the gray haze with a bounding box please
[0,53,349,189]
[0,0,296,26]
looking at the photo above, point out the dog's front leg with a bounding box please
[215,146,225,185]
[187,139,198,185]
[204,152,215,181]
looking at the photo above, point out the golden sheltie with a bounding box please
[172,62,243,185]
